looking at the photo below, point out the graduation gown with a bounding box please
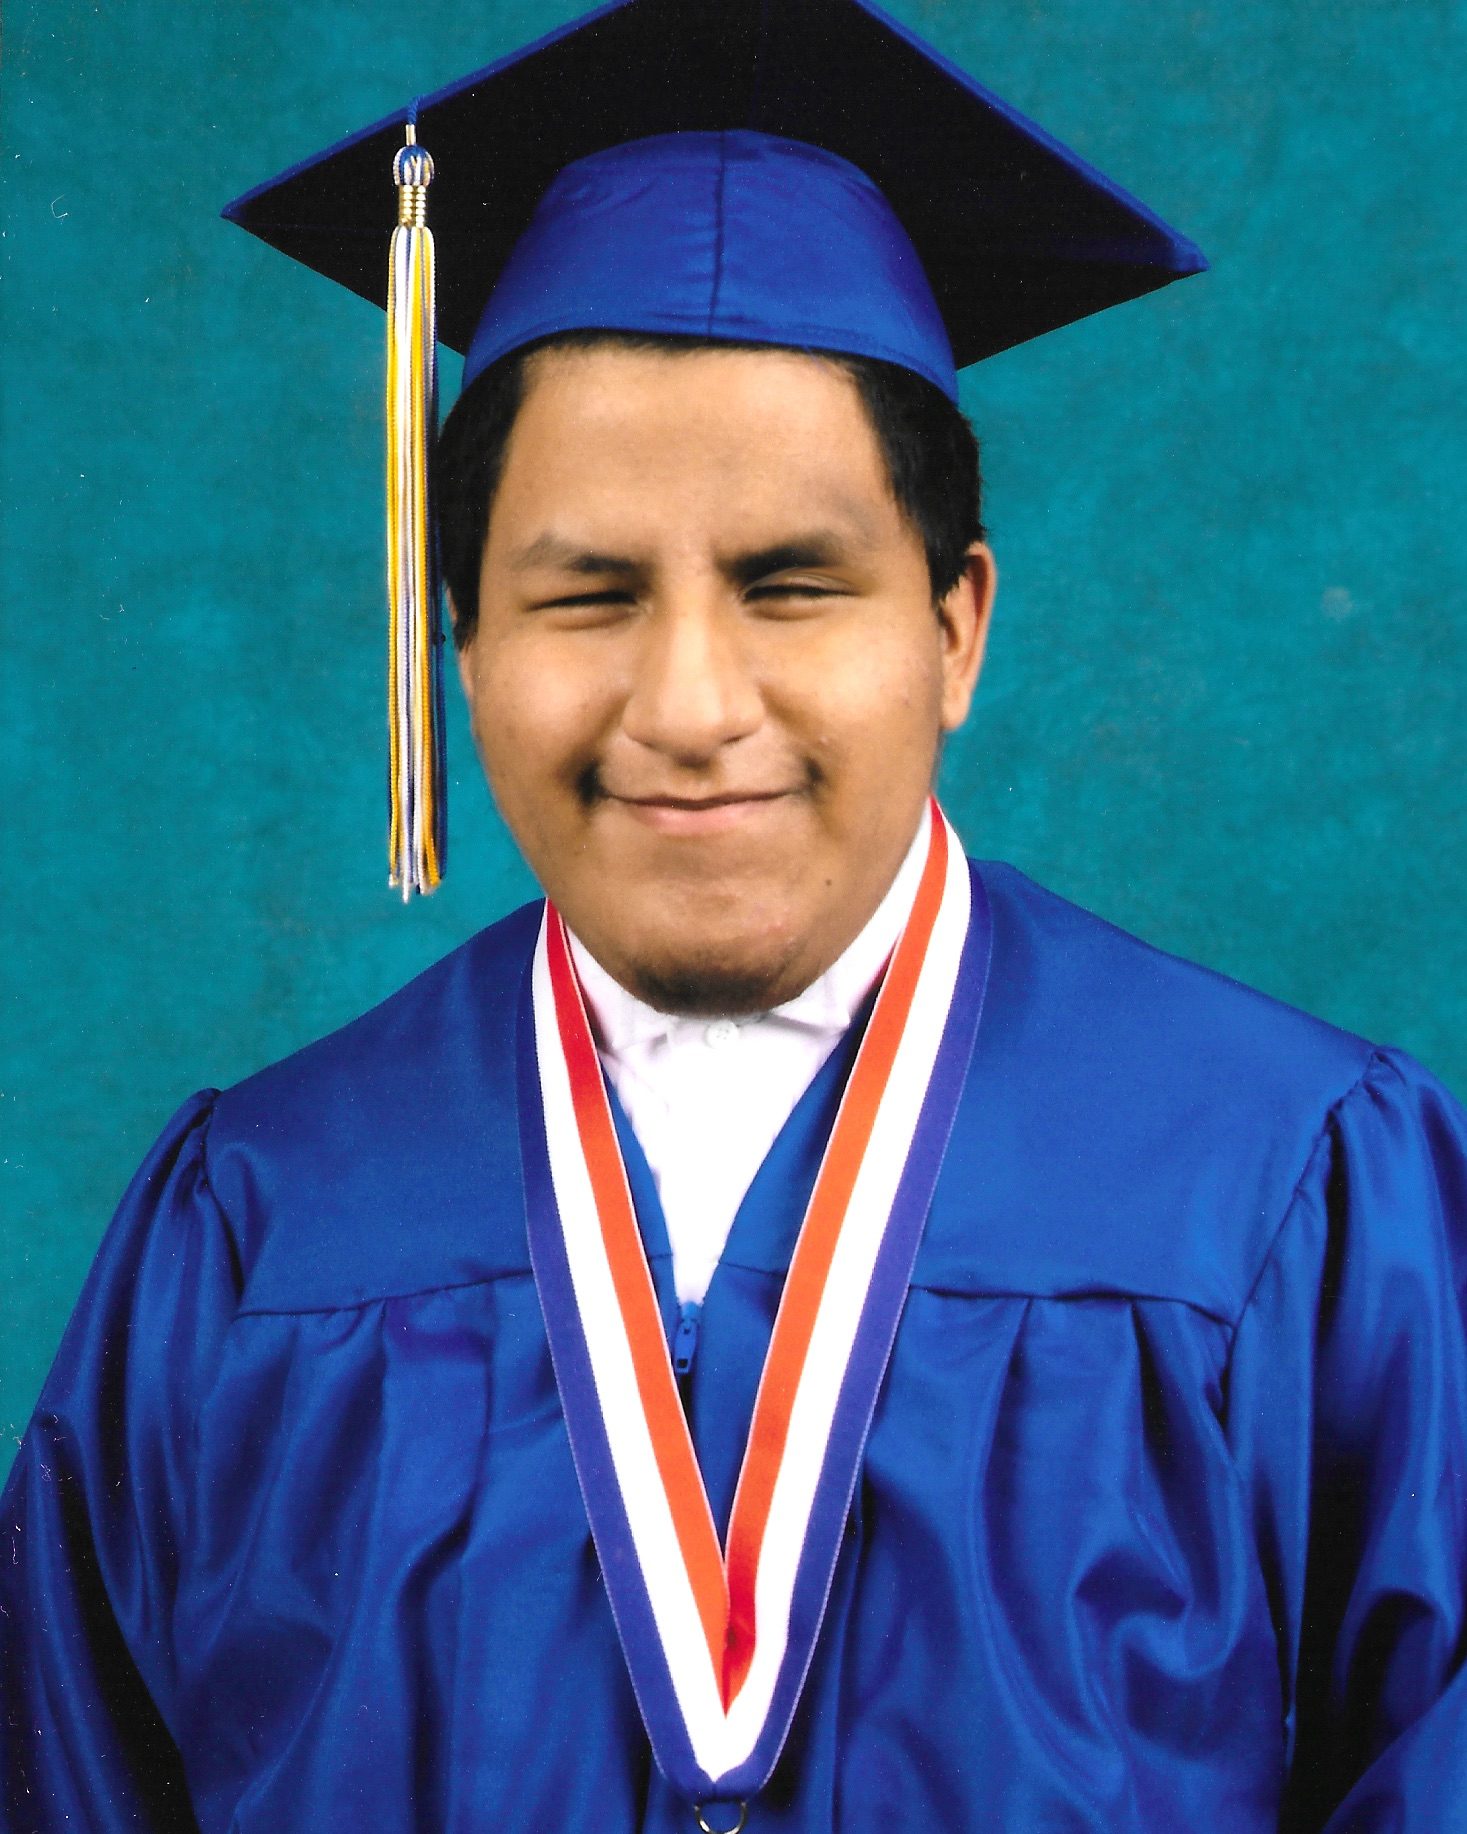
[4,860,1467,1833]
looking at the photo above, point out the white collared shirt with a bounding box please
[567,820,929,1306]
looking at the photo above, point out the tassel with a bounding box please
[386,122,446,898]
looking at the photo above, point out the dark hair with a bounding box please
[435,331,984,646]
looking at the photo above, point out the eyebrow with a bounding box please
[508,528,873,582]
[507,533,641,574]
[727,536,870,588]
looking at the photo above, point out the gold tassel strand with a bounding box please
[386,122,445,898]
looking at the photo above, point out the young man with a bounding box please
[4,4,1465,1831]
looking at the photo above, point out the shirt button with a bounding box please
[704,1018,740,1050]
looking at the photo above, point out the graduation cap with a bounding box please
[224,0,1207,897]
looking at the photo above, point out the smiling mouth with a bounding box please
[605,788,798,835]
[612,790,791,810]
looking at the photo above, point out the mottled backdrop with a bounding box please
[2,0,1463,1469]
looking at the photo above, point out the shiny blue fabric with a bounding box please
[5,862,1467,1832]
[221,0,1210,373]
[462,132,959,400]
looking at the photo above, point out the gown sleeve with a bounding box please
[1,1091,237,1834]
[1227,1047,1467,1832]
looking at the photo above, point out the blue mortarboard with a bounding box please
[223,0,1207,894]
[461,131,962,401]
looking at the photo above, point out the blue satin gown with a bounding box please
[4,862,1466,1831]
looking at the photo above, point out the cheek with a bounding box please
[778,625,944,772]
[465,636,612,808]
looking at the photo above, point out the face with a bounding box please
[456,344,994,1014]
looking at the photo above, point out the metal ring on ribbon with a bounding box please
[694,1802,748,1833]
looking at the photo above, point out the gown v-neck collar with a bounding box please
[603,1003,874,1539]
[606,991,874,1300]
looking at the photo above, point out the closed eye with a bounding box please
[745,578,848,606]
[533,589,638,611]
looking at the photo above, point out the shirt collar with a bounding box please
[566,811,932,1055]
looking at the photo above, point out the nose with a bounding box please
[619,593,763,765]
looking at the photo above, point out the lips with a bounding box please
[610,790,792,811]
[604,788,798,835]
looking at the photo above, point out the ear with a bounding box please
[937,542,997,733]
[448,591,476,694]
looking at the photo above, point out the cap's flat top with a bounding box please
[223,0,1206,368]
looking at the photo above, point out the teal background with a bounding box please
[2,0,1463,1474]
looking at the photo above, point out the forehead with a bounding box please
[489,342,897,544]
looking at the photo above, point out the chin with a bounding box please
[612,921,801,1018]
[623,958,786,1019]
[564,869,816,1014]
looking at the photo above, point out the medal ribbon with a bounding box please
[518,800,990,1805]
